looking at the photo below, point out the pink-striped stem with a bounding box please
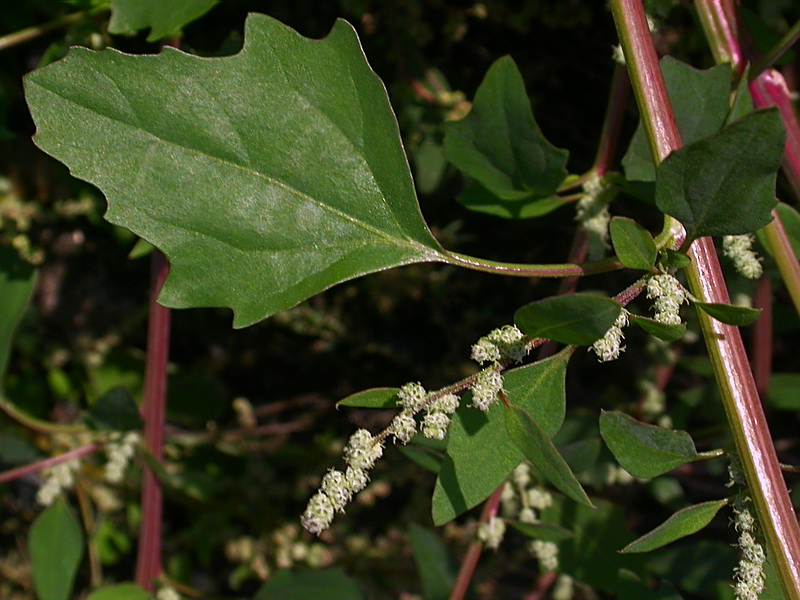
[611,1,800,597]
[134,250,171,591]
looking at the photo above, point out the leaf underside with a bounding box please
[26,14,446,328]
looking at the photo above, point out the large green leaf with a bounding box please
[600,411,700,479]
[621,499,728,554]
[30,498,84,600]
[505,404,593,507]
[432,349,571,525]
[108,0,218,41]
[408,524,457,600]
[0,246,36,387]
[253,568,364,600]
[25,14,448,328]
[514,293,621,345]
[444,56,568,201]
[655,109,784,242]
[623,59,732,182]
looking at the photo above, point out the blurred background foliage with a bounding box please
[1,1,800,599]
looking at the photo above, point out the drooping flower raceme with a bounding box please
[723,234,762,280]
[591,310,629,362]
[301,428,384,535]
[37,458,81,506]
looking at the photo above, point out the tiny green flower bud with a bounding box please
[397,382,427,412]
[301,492,335,535]
[390,411,417,444]
[477,516,506,550]
[421,412,450,440]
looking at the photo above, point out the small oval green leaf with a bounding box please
[662,249,692,270]
[408,524,457,600]
[30,498,84,600]
[620,499,729,554]
[336,387,399,409]
[514,293,621,345]
[629,314,686,341]
[457,179,568,220]
[253,568,365,600]
[505,404,593,508]
[693,302,761,326]
[599,411,699,479]
[610,217,657,271]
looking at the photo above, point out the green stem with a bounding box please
[0,11,94,52]
[761,214,800,316]
[751,18,800,77]
[444,251,622,278]
[0,395,85,434]
[611,2,800,598]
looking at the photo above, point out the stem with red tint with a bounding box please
[134,250,171,591]
[611,1,800,597]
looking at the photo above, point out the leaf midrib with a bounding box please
[31,76,439,259]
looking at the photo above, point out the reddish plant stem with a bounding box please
[134,250,171,591]
[752,276,773,398]
[0,443,98,485]
[593,63,630,176]
[448,484,505,600]
[613,1,800,596]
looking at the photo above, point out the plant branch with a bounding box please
[134,250,172,591]
[0,443,98,485]
[611,2,800,597]
[752,18,800,77]
[444,251,622,278]
[449,483,505,600]
[0,11,95,52]
[0,395,85,434]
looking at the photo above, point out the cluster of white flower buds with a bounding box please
[104,431,140,484]
[476,515,506,550]
[471,325,529,365]
[156,585,182,600]
[301,428,384,535]
[728,457,766,600]
[501,463,554,524]
[576,175,611,260]
[529,539,559,572]
[646,273,688,325]
[591,311,629,362]
[723,235,763,280]
[470,367,504,411]
[37,458,81,506]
